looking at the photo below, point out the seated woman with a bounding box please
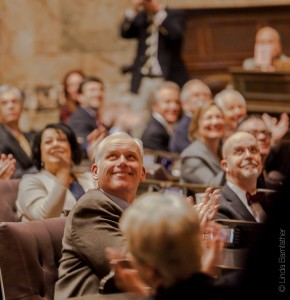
[59,69,85,124]
[180,101,225,186]
[17,123,96,221]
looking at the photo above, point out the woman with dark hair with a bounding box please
[16,123,96,221]
[60,69,85,124]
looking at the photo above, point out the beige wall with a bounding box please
[0,0,289,131]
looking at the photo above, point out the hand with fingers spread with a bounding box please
[86,126,108,161]
[105,247,151,296]
[0,153,16,179]
[262,112,289,145]
[193,187,220,230]
[201,221,225,277]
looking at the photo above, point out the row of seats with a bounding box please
[0,179,66,300]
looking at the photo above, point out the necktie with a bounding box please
[246,191,266,206]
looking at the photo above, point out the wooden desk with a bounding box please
[230,68,290,103]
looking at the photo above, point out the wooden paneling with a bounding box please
[182,5,290,77]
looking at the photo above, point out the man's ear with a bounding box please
[91,163,98,180]
[140,166,147,182]
[221,159,228,172]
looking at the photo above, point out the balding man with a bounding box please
[216,132,270,223]
[170,79,212,153]
[243,26,289,70]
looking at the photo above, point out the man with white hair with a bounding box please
[214,88,247,139]
[216,132,269,223]
[170,79,212,153]
[55,132,146,299]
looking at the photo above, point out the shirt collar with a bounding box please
[100,189,130,211]
[227,180,253,212]
[152,112,175,135]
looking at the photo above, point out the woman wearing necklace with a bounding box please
[17,123,96,221]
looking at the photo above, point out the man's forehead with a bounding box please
[231,136,257,149]
[101,138,140,154]
[241,119,266,130]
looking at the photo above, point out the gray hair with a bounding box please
[0,85,24,102]
[120,191,201,287]
[180,79,211,103]
[214,88,246,110]
[94,132,144,163]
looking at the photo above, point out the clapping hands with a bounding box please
[0,153,16,179]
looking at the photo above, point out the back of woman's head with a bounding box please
[32,123,82,169]
[120,192,202,287]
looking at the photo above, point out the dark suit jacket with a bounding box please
[180,139,225,186]
[68,106,97,143]
[169,114,191,153]
[120,8,189,93]
[141,116,171,152]
[146,272,230,300]
[216,183,258,221]
[55,189,127,299]
[0,124,37,178]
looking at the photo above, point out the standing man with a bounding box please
[54,132,146,299]
[0,85,37,178]
[217,132,270,223]
[120,0,189,110]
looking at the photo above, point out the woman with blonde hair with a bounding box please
[180,101,225,186]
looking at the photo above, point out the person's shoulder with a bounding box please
[242,57,256,70]
[180,139,203,157]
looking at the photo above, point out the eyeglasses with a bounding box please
[248,130,272,138]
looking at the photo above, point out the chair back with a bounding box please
[0,217,66,300]
[0,179,20,222]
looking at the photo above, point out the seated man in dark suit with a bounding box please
[141,81,181,152]
[0,85,37,178]
[170,79,212,153]
[68,76,108,160]
[216,132,270,223]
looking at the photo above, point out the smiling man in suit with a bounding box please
[0,85,37,178]
[216,132,269,223]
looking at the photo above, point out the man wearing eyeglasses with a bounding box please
[236,114,288,189]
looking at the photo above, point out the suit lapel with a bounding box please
[223,184,256,221]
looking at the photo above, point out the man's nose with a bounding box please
[117,155,127,165]
[244,148,252,157]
